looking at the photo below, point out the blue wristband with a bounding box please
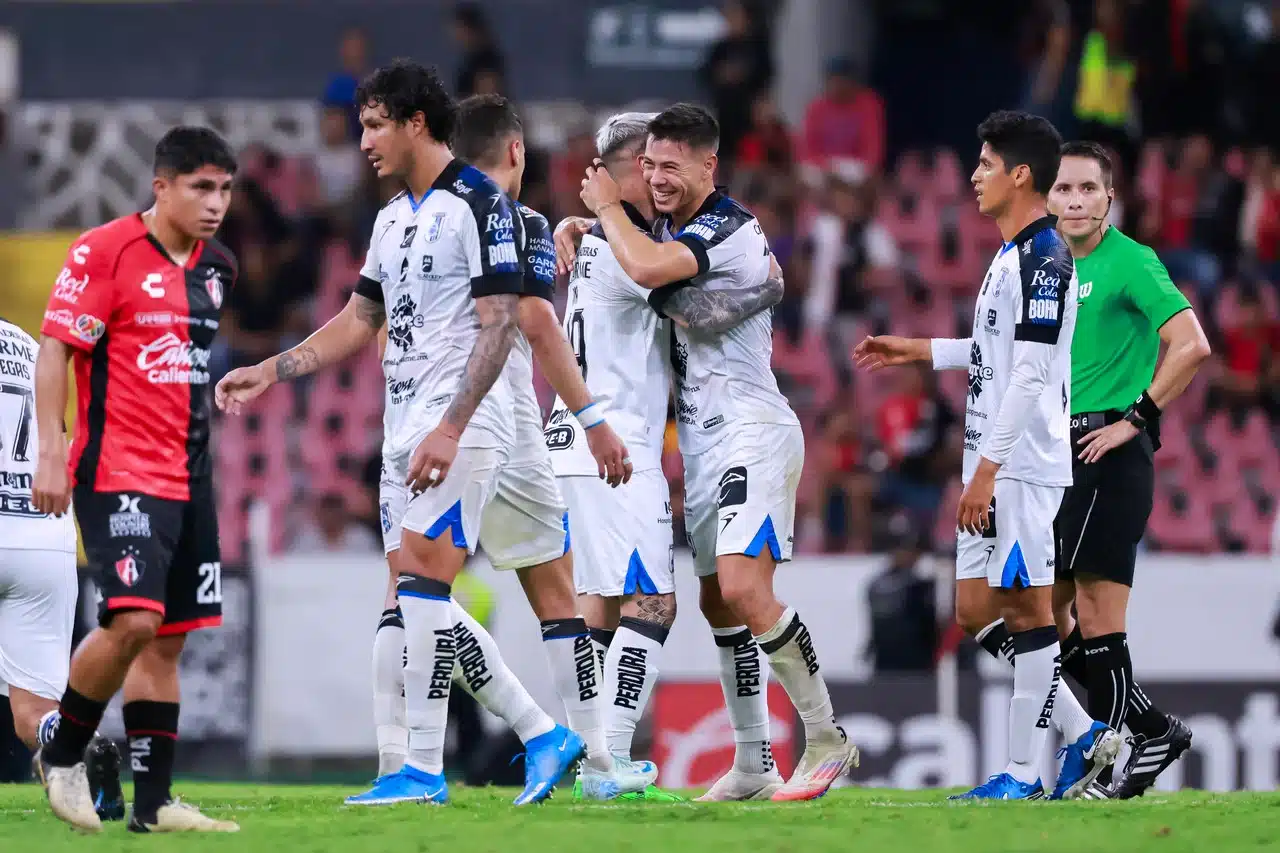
[575,401,605,430]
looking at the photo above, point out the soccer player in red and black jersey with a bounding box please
[30,127,240,834]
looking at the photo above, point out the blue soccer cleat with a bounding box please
[344,765,449,806]
[512,725,586,806]
[1051,721,1123,800]
[949,772,1045,801]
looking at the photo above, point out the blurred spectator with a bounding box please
[874,364,958,531]
[550,124,599,221]
[292,492,379,553]
[799,57,885,175]
[1145,135,1225,299]
[314,105,366,213]
[810,395,874,552]
[735,93,794,176]
[1214,286,1275,418]
[1019,0,1073,130]
[0,108,17,229]
[1072,0,1136,175]
[863,525,938,673]
[699,0,774,175]
[452,2,506,97]
[323,27,369,140]
[1241,148,1280,276]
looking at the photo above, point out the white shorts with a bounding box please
[684,423,804,578]
[380,447,506,557]
[561,468,674,597]
[0,548,77,701]
[955,478,1065,588]
[477,457,569,571]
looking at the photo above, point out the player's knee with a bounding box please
[698,577,737,626]
[622,592,676,629]
[105,609,164,653]
[715,569,769,623]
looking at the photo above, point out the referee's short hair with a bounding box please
[356,59,457,144]
[1060,141,1114,189]
[977,110,1063,196]
[452,94,522,166]
[596,112,658,165]
[154,127,237,178]
[648,103,720,154]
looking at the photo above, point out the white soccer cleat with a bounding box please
[771,727,859,802]
[578,754,660,800]
[33,752,103,833]
[694,767,785,802]
[128,798,240,833]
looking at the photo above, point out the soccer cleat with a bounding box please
[344,766,449,806]
[949,772,1046,801]
[32,750,103,833]
[771,726,860,802]
[85,734,126,821]
[577,754,660,801]
[128,798,239,833]
[512,724,586,805]
[1050,721,1122,800]
[1111,714,1193,800]
[694,768,784,802]
[1078,780,1113,800]
[572,777,687,802]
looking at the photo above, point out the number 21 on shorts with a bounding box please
[196,561,222,605]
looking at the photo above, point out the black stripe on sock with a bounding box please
[977,620,1015,665]
[589,627,615,649]
[378,608,404,631]
[757,613,802,656]
[618,616,670,645]
[1011,624,1059,655]
[397,574,451,598]
[713,628,754,649]
[1083,632,1132,732]
[540,617,589,640]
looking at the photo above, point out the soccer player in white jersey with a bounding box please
[855,111,1120,800]
[217,62,599,806]
[579,103,858,802]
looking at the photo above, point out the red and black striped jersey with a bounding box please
[41,214,237,502]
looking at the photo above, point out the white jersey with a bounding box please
[0,320,77,552]
[357,160,523,461]
[505,202,557,467]
[955,216,1076,486]
[651,191,798,457]
[546,202,671,476]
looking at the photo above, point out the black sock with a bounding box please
[1059,625,1090,689]
[975,619,1015,665]
[1083,633,1132,786]
[1126,682,1172,739]
[44,687,107,767]
[124,701,179,818]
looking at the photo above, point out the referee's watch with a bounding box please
[1123,391,1161,430]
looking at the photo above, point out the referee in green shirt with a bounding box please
[1047,141,1212,798]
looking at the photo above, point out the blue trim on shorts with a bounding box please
[562,511,571,555]
[742,515,781,560]
[623,549,659,596]
[398,591,450,602]
[1000,541,1031,589]
[424,500,468,549]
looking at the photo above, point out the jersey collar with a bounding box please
[620,200,651,231]
[432,158,467,191]
[1008,214,1058,247]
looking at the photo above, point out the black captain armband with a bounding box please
[1123,391,1161,430]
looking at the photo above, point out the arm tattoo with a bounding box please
[442,293,520,433]
[664,275,784,334]
[633,594,677,629]
[354,293,387,330]
[275,345,319,381]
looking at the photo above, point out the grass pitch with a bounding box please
[1,783,1277,853]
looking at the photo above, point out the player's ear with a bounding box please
[151,173,169,200]
[705,151,718,178]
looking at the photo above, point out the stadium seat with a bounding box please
[1203,410,1276,471]
[1146,490,1217,553]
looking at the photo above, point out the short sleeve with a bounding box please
[676,211,767,277]
[41,238,114,352]
[1127,246,1190,330]
[518,207,556,302]
[1013,230,1072,345]
[355,212,387,304]
[464,192,524,298]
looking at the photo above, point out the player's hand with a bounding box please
[1077,419,1140,464]
[580,160,622,215]
[215,364,272,415]
[585,420,633,487]
[32,449,71,517]
[957,471,995,536]
[406,426,460,492]
[852,336,925,371]
[554,217,595,276]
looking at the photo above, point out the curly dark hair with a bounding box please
[355,59,456,143]
[648,103,720,153]
[153,126,237,177]
[977,110,1063,196]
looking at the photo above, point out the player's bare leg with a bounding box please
[373,560,408,776]
[121,634,236,832]
[580,592,620,672]
[8,687,56,751]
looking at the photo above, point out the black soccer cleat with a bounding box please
[1112,714,1193,799]
[85,735,126,821]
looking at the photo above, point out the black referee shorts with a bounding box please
[1055,422,1155,588]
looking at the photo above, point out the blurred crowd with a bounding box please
[207,0,1280,571]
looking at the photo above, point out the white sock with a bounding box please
[603,617,667,759]
[711,625,774,775]
[754,608,838,741]
[373,607,408,776]
[450,603,556,743]
[1006,626,1062,786]
[975,618,1093,742]
[541,617,608,764]
[589,627,614,676]
[398,575,456,776]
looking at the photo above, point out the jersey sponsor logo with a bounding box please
[676,396,698,425]
[1028,297,1059,323]
[691,214,728,231]
[400,225,418,248]
[0,357,31,381]
[426,212,447,242]
[387,377,418,405]
[52,266,90,304]
[963,427,982,452]
[547,407,572,426]
[73,314,105,344]
[453,180,472,197]
[109,494,151,538]
[683,224,716,241]
[388,294,424,351]
[967,342,992,401]
[717,466,748,509]
[380,500,392,534]
[421,255,433,275]
[141,272,165,298]
[613,646,649,710]
[485,213,514,234]
[488,241,520,267]
[44,308,74,329]
[114,547,145,587]
[137,332,211,385]
[671,338,688,380]
[1030,269,1060,294]
[1079,281,1093,300]
[702,414,724,429]
[984,308,999,335]
[1021,240,1032,255]
[544,424,574,451]
[205,268,224,309]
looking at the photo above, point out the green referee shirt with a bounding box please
[1071,227,1190,414]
